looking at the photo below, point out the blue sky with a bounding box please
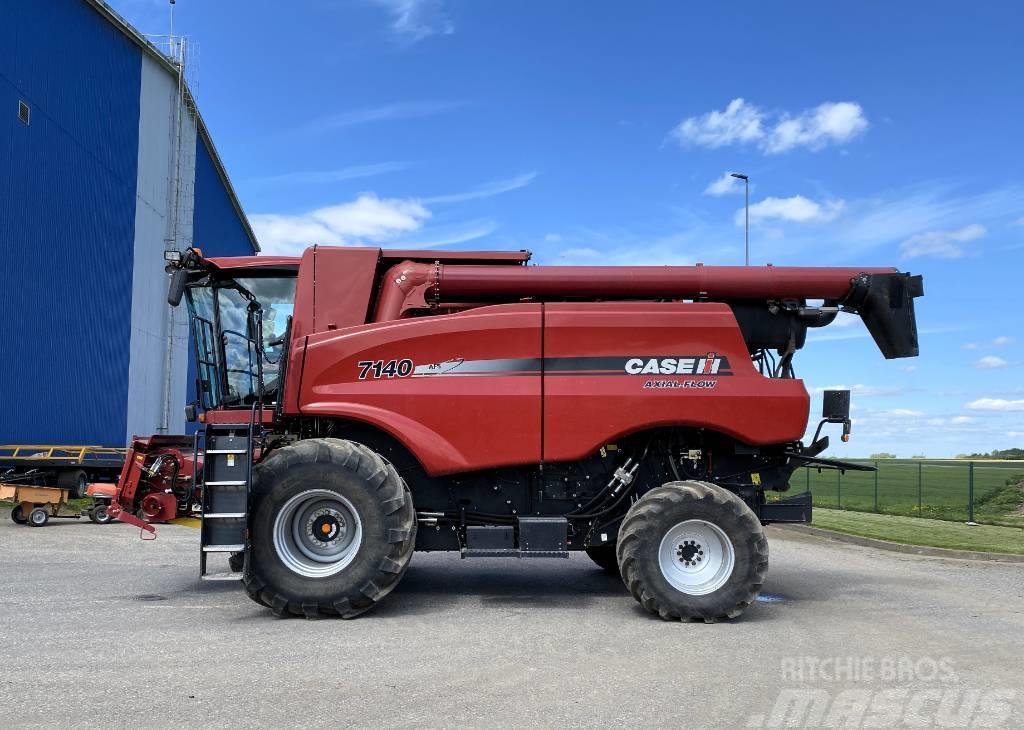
[113,0,1024,457]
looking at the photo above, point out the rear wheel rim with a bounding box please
[273,489,362,578]
[658,519,735,595]
[30,510,47,526]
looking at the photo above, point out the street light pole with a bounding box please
[731,172,749,265]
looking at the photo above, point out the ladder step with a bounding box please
[202,571,243,581]
[205,480,247,486]
[461,548,521,558]
[205,449,248,454]
[202,544,244,552]
[203,513,246,519]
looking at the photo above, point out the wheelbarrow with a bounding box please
[1,482,81,527]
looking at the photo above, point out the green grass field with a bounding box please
[810,508,1024,554]
[800,460,1024,528]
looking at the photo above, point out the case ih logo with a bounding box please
[624,353,732,376]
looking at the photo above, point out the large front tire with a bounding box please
[242,438,416,619]
[617,481,768,622]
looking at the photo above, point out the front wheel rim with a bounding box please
[273,489,362,578]
[658,519,735,595]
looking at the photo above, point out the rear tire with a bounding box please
[617,481,768,622]
[28,507,49,527]
[585,543,620,574]
[242,438,417,619]
[58,470,89,499]
[11,505,27,524]
[92,505,112,524]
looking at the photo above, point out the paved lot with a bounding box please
[0,517,1022,728]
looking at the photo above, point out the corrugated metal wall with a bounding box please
[0,0,258,446]
[193,137,256,256]
[125,52,197,443]
[0,1,141,445]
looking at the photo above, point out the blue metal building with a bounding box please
[0,0,259,446]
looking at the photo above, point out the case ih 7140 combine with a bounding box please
[108,246,922,621]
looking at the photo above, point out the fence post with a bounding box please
[921,458,929,516]
[837,469,842,509]
[873,461,879,512]
[968,462,975,523]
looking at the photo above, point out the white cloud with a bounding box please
[963,342,978,350]
[900,364,917,373]
[974,356,1009,369]
[251,193,430,255]
[544,233,562,243]
[831,312,861,329]
[301,100,462,134]
[670,98,764,149]
[993,336,1014,346]
[249,162,409,186]
[424,172,537,204]
[703,172,744,196]
[670,98,867,154]
[950,416,975,424]
[393,218,498,248]
[966,398,1024,412]
[372,0,453,42]
[899,223,986,259]
[740,195,845,225]
[877,408,924,418]
[764,102,869,154]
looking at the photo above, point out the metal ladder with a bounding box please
[199,425,251,580]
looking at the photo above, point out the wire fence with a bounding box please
[800,460,1024,528]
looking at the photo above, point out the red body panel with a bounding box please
[295,304,543,474]
[291,301,810,476]
[542,303,808,462]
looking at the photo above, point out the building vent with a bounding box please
[18,100,30,126]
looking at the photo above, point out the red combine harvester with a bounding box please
[108,246,922,621]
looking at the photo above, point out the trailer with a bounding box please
[0,445,127,498]
[1,482,83,527]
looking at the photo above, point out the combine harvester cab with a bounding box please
[131,245,922,620]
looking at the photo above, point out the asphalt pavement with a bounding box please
[1,516,1021,728]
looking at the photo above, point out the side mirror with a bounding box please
[822,390,851,421]
[184,402,197,423]
[821,389,852,443]
[167,269,188,306]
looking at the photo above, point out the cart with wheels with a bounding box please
[84,482,116,524]
[1,483,81,527]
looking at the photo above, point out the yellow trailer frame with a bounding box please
[0,483,80,527]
